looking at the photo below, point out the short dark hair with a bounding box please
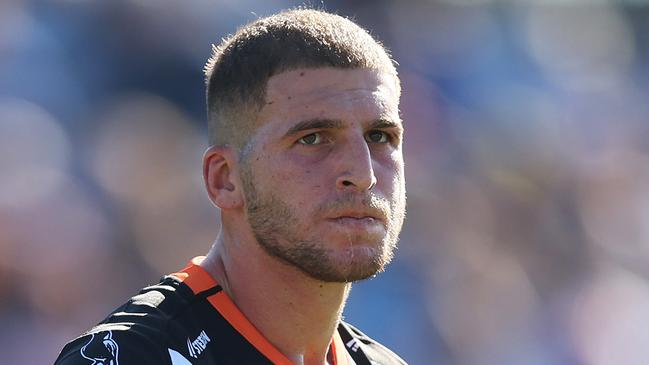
[204,8,399,149]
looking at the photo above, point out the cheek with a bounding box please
[280,150,335,183]
[377,155,405,190]
[261,159,330,201]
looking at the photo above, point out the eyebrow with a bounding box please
[282,117,403,139]
[369,118,402,130]
[283,118,344,138]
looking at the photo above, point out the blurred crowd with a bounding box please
[2,0,649,364]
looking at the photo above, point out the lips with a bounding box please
[333,215,378,222]
[335,216,378,223]
[327,208,387,227]
[330,208,383,220]
[327,215,385,233]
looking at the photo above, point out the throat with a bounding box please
[202,233,351,364]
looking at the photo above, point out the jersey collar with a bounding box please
[171,256,349,365]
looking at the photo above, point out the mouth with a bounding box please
[329,208,382,219]
[333,216,378,223]
[327,210,386,229]
[327,215,382,231]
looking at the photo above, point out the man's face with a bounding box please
[240,67,405,283]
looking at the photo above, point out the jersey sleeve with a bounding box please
[54,327,169,365]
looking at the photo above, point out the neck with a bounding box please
[200,229,351,365]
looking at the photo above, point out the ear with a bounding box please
[203,145,244,209]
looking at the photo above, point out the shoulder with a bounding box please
[55,276,195,365]
[54,326,169,364]
[338,321,408,365]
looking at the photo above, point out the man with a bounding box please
[55,8,407,365]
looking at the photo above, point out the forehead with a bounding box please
[257,67,400,132]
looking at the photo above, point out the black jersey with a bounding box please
[54,257,407,365]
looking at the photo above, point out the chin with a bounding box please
[315,244,391,283]
[327,228,387,249]
[255,228,394,283]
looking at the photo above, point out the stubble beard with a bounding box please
[240,165,406,283]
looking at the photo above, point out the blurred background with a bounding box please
[2,0,649,364]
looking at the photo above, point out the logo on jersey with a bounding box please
[80,331,120,365]
[346,338,361,352]
[187,330,211,358]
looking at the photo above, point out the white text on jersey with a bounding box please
[187,330,211,358]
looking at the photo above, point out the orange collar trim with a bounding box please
[171,256,348,365]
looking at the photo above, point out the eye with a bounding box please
[298,132,323,145]
[366,130,389,143]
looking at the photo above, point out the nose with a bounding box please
[336,136,377,192]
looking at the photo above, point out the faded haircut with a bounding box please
[204,8,399,150]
